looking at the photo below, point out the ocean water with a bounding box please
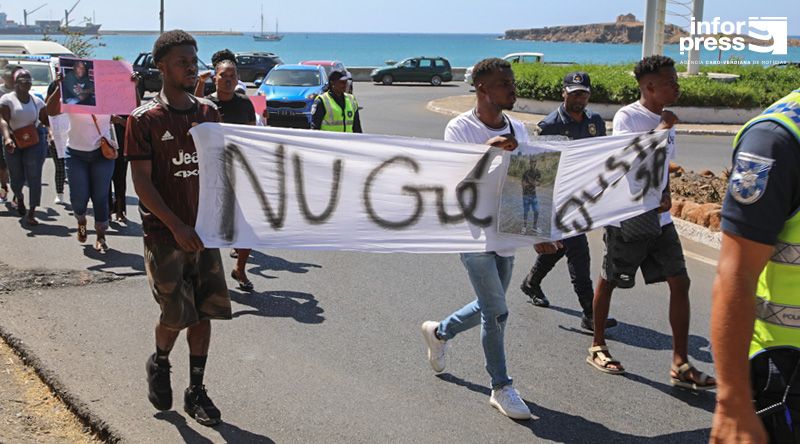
[3,32,799,67]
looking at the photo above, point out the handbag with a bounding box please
[91,114,118,160]
[12,125,39,149]
[619,208,662,242]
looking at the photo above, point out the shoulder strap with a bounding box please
[90,114,103,136]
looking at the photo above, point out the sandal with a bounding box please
[94,237,109,254]
[77,224,88,243]
[670,362,716,391]
[231,270,254,292]
[25,215,39,226]
[586,345,625,375]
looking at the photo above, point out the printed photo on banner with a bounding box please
[60,57,96,106]
[58,57,138,115]
[497,148,561,239]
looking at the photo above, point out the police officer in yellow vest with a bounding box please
[711,88,800,444]
[310,70,362,133]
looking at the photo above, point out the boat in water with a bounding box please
[253,6,282,41]
[0,2,101,35]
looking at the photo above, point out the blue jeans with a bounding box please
[5,127,47,208]
[438,252,514,389]
[65,147,115,228]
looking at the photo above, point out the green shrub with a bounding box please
[513,63,800,108]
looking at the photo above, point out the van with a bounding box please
[0,40,74,57]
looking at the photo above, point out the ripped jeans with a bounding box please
[438,252,514,389]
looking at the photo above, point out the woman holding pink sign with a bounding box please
[46,72,115,253]
[0,69,50,226]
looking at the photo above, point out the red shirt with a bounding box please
[125,94,220,246]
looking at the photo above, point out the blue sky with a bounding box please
[4,0,798,34]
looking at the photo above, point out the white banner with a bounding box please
[190,124,668,253]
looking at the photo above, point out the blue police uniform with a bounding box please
[521,104,607,320]
[720,120,800,442]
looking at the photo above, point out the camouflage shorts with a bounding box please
[143,242,231,330]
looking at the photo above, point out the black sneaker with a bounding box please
[520,283,550,307]
[146,353,172,411]
[184,385,221,427]
[581,315,619,331]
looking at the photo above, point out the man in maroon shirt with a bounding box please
[126,30,230,427]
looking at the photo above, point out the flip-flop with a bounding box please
[586,345,625,375]
[670,362,716,391]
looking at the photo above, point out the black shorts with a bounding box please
[601,222,688,289]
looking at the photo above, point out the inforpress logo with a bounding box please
[679,17,788,55]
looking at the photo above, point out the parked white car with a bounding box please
[0,54,58,101]
[464,52,544,85]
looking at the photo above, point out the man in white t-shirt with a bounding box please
[586,55,716,391]
[420,58,560,420]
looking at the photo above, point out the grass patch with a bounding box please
[513,63,799,108]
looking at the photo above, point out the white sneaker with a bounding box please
[490,385,531,420]
[54,193,65,204]
[421,321,448,373]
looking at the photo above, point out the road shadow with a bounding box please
[549,305,713,364]
[245,251,322,280]
[623,371,716,413]
[155,410,275,443]
[230,290,325,324]
[107,217,143,237]
[435,373,710,443]
[83,245,146,276]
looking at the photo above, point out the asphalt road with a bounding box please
[0,83,730,443]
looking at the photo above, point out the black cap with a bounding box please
[328,70,349,83]
[563,71,591,93]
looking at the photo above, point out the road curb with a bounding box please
[0,323,123,443]
[673,218,722,250]
[426,97,739,136]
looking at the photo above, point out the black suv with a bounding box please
[132,52,215,98]
[235,52,284,83]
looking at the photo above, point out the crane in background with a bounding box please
[63,0,81,27]
[23,4,47,27]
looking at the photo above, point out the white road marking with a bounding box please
[684,250,718,267]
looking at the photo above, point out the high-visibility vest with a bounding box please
[319,92,358,132]
[733,89,800,358]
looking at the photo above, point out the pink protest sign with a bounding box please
[60,58,137,115]
[249,95,267,116]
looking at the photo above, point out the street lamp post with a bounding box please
[687,0,704,75]
[159,0,164,34]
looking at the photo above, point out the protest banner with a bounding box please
[189,124,668,253]
[60,57,137,115]
[500,131,669,240]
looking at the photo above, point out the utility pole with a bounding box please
[642,0,667,58]
[159,0,164,34]
[687,0,704,75]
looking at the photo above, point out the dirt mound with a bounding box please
[669,167,729,231]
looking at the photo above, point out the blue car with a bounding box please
[256,64,328,129]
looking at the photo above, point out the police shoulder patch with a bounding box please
[729,152,775,205]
